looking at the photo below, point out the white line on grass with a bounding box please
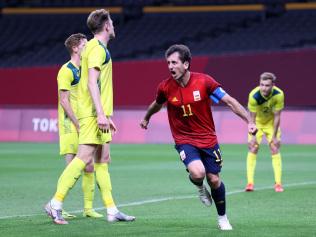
[0,181,315,220]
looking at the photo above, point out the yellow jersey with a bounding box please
[78,38,113,119]
[57,61,80,135]
[248,86,284,127]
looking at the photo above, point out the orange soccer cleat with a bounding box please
[245,183,254,192]
[274,184,284,192]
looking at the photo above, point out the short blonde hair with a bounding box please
[87,9,110,35]
[260,72,276,82]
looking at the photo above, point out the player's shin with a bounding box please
[211,182,226,216]
[272,153,282,184]
[247,152,257,185]
[82,171,95,210]
[54,157,86,203]
[95,163,118,214]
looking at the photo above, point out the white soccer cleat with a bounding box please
[107,211,136,223]
[218,215,233,230]
[198,185,212,207]
[44,202,68,225]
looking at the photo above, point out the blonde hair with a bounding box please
[87,9,110,34]
[260,72,276,82]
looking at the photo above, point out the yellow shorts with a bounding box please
[59,133,78,155]
[248,126,281,144]
[79,116,112,145]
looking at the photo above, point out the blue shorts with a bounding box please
[175,144,223,174]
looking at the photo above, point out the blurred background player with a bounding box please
[140,44,257,230]
[57,33,103,219]
[245,72,285,192]
[45,9,135,225]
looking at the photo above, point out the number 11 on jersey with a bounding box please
[181,104,193,117]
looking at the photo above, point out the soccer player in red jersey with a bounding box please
[140,44,257,231]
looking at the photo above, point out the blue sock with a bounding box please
[211,182,226,216]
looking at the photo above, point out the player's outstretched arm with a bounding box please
[140,101,163,129]
[221,94,257,135]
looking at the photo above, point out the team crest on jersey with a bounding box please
[172,97,178,102]
[179,150,186,161]
[193,90,201,101]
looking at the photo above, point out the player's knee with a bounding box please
[269,142,280,154]
[190,169,206,180]
[270,147,279,155]
[84,163,94,172]
[248,143,259,153]
[207,175,220,189]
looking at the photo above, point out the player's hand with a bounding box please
[248,122,258,135]
[97,113,110,132]
[140,119,149,129]
[108,117,117,134]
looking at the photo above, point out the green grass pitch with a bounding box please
[0,143,315,237]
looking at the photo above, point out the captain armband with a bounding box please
[210,87,227,104]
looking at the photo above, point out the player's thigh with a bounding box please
[59,133,78,156]
[263,127,281,143]
[95,143,111,163]
[77,144,97,163]
[78,116,112,145]
[175,144,205,177]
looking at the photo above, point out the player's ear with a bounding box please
[184,61,189,70]
[104,21,109,32]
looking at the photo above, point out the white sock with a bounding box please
[107,206,119,215]
[218,214,228,221]
[50,198,62,210]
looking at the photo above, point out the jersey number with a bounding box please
[213,148,222,164]
[181,104,193,117]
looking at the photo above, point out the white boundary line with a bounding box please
[0,181,315,220]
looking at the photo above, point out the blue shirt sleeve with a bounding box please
[210,87,227,104]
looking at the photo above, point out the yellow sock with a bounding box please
[82,171,95,210]
[272,153,282,184]
[247,152,257,184]
[54,157,85,202]
[95,163,115,208]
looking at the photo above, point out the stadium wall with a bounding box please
[0,49,315,107]
[0,108,315,144]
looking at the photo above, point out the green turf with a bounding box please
[0,143,315,237]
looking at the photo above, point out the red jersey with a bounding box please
[156,72,221,148]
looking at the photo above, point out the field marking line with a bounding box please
[0,180,315,220]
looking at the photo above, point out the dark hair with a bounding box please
[64,33,87,55]
[165,44,192,65]
[87,9,110,34]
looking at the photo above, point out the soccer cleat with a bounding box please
[107,211,136,223]
[44,202,68,225]
[218,215,233,231]
[198,185,212,206]
[62,209,76,219]
[274,184,284,192]
[83,209,104,218]
[245,183,254,192]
